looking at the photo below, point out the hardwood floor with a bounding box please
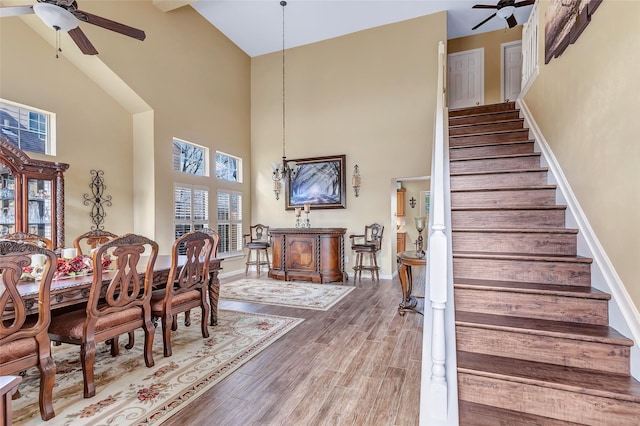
[163,270,424,425]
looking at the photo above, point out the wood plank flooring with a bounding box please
[162,270,424,425]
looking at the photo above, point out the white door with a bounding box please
[447,48,484,109]
[502,41,522,102]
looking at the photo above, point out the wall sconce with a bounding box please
[352,164,361,197]
[409,197,416,208]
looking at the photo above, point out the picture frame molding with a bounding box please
[285,154,346,210]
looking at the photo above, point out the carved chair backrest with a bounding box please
[3,232,52,250]
[245,224,270,245]
[73,230,119,256]
[0,241,57,345]
[365,223,384,250]
[200,227,220,259]
[163,231,214,301]
[85,234,158,331]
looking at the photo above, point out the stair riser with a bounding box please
[450,142,534,159]
[450,155,540,173]
[451,209,565,228]
[450,130,530,146]
[450,120,524,136]
[449,111,521,126]
[452,231,577,255]
[454,288,608,325]
[451,188,557,207]
[450,170,548,189]
[458,373,640,424]
[453,257,591,286]
[456,327,630,374]
[449,102,516,117]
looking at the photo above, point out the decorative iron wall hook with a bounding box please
[82,170,112,230]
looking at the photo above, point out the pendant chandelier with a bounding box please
[272,0,298,200]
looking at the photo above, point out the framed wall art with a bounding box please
[285,154,346,210]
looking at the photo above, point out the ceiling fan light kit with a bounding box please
[33,3,78,31]
[496,5,516,19]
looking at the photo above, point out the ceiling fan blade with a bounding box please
[506,14,518,28]
[472,13,497,30]
[515,0,535,7]
[76,10,145,41]
[472,4,499,9]
[68,27,98,55]
[0,5,34,17]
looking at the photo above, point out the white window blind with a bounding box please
[217,190,243,256]
[174,184,209,244]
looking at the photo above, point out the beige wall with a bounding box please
[525,1,640,309]
[251,12,447,276]
[0,17,134,244]
[449,27,523,104]
[1,2,252,273]
[399,179,430,251]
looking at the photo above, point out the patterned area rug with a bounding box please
[221,278,355,311]
[13,310,302,425]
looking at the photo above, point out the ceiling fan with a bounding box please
[471,0,535,31]
[0,0,145,55]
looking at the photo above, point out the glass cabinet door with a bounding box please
[27,178,52,240]
[0,169,15,236]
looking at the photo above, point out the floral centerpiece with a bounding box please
[22,254,113,281]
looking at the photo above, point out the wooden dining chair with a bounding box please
[73,229,118,256]
[3,232,52,250]
[48,233,159,398]
[243,224,270,275]
[151,230,214,357]
[0,240,57,420]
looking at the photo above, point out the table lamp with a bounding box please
[414,216,426,258]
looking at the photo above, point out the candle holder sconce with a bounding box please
[83,170,112,230]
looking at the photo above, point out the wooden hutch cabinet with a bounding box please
[0,137,69,250]
[397,189,406,217]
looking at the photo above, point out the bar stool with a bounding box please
[243,224,271,275]
[350,223,384,281]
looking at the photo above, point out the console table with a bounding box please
[269,228,347,283]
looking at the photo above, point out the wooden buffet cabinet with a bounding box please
[269,228,347,283]
[0,137,69,249]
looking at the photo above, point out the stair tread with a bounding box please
[453,227,578,234]
[455,312,634,345]
[457,351,640,401]
[450,128,529,139]
[450,167,548,177]
[452,205,566,211]
[453,251,593,263]
[451,185,557,193]
[451,152,540,162]
[449,118,524,130]
[458,401,584,426]
[450,139,534,150]
[449,102,516,115]
[454,277,611,299]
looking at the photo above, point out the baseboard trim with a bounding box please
[518,98,640,377]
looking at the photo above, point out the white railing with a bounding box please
[420,40,456,425]
[521,1,539,94]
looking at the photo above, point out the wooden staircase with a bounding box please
[449,102,640,425]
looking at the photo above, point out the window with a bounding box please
[217,190,243,256]
[174,184,209,253]
[173,138,208,176]
[0,99,54,154]
[216,151,242,182]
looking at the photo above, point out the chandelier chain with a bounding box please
[281,0,287,160]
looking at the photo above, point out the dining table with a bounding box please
[7,255,224,326]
